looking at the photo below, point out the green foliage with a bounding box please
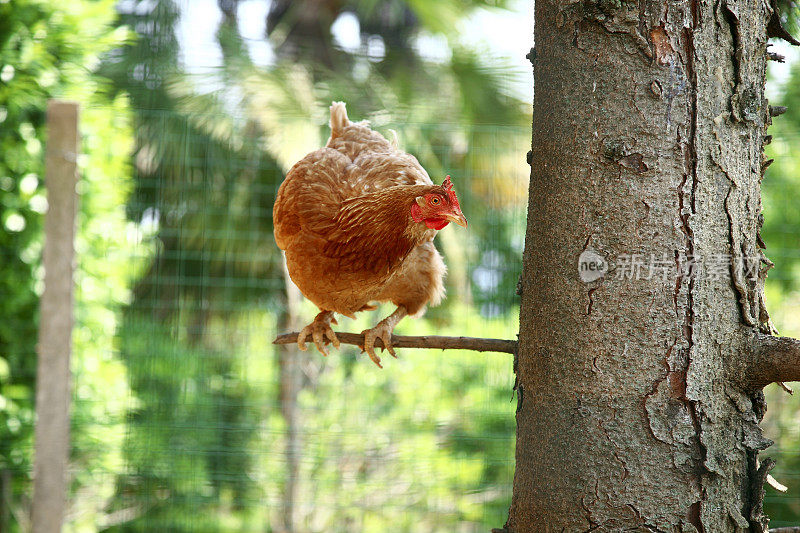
[94,0,528,530]
[104,301,516,532]
[0,0,133,529]
[762,58,800,526]
[68,100,136,531]
[287,305,516,532]
[104,313,270,531]
[102,1,286,318]
[0,4,53,509]
[764,64,800,295]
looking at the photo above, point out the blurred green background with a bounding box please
[0,0,798,530]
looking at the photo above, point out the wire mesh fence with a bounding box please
[65,109,529,532]
[5,106,800,531]
[5,0,800,528]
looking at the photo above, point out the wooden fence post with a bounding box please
[31,100,79,533]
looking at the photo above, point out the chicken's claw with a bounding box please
[297,311,339,356]
[360,320,398,368]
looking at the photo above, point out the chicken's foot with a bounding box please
[297,310,340,356]
[361,306,408,368]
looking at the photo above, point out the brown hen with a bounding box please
[273,102,467,367]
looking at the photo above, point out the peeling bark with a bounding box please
[507,0,798,531]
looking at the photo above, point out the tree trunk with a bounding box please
[509,1,800,531]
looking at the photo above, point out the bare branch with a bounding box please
[274,332,517,354]
[740,332,800,391]
[769,528,800,533]
[750,457,775,531]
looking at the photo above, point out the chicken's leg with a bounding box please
[297,310,340,356]
[361,306,408,368]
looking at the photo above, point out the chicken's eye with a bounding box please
[429,196,441,205]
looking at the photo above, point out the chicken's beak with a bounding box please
[446,211,468,228]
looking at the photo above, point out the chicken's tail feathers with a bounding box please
[388,129,399,149]
[329,101,350,137]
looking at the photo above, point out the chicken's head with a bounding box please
[410,175,467,230]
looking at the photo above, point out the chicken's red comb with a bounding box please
[442,175,461,209]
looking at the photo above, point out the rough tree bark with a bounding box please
[507,1,800,531]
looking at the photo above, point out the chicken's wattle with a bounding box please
[410,203,449,230]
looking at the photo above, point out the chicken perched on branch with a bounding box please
[273,102,467,367]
